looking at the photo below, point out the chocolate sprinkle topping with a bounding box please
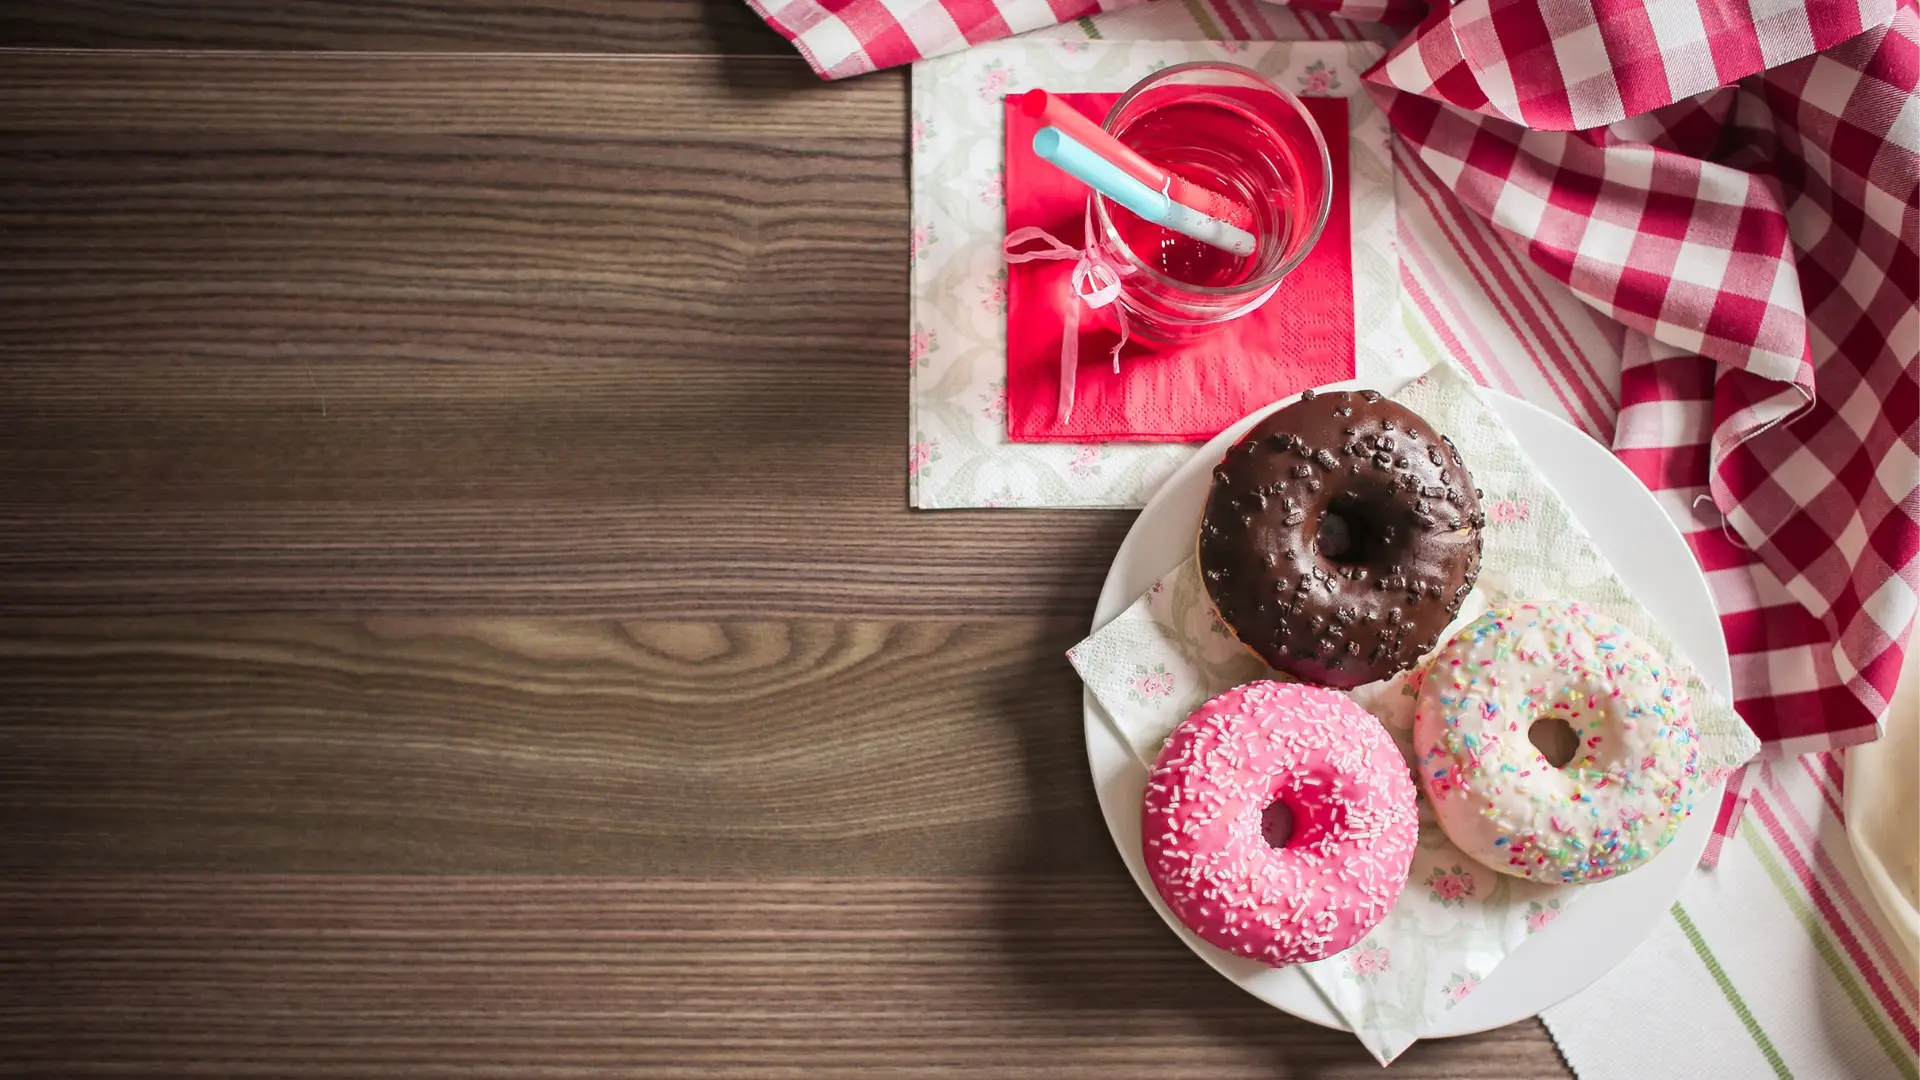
[1197,391,1484,689]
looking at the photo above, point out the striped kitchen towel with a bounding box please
[1542,753,1918,1080]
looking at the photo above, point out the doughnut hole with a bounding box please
[1314,491,1411,569]
[1261,797,1296,849]
[1528,716,1578,768]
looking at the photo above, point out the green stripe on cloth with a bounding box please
[1076,16,1102,39]
[1744,827,1920,1080]
[1401,303,1446,365]
[1180,0,1224,40]
[1672,901,1795,1080]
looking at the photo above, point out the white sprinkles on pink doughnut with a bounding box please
[1141,681,1419,967]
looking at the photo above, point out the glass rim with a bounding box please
[1092,61,1335,298]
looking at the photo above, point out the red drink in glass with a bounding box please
[1089,63,1332,342]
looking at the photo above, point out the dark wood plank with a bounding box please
[1,0,795,55]
[0,616,1112,874]
[0,53,1130,616]
[0,877,1573,1078]
[0,617,1572,1073]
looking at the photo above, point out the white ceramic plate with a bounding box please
[1083,377,1732,1035]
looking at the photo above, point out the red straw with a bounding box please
[1017,89,1254,231]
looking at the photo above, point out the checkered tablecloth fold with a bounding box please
[1371,0,1898,131]
[1369,1,1919,753]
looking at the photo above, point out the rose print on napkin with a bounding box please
[910,329,937,369]
[1300,59,1340,94]
[1441,972,1481,1009]
[979,268,1008,314]
[1067,446,1104,479]
[979,168,1005,206]
[976,60,1014,99]
[1424,865,1478,908]
[909,223,936,265]
[980,378,1008,425]
[1488,498,1530,524]
[1524,899,1564,934]
[1347,940,1392,983]
[909,437,940,480]
[1126,664,1175,704]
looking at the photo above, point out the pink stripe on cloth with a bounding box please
[1762,766,1920,1006]
[1208,0,1255,42]
[1799,753,1846,823]
[1748,788,1920,1048]
[1399,256,1502,393]
[1396,142,1616,435]
[1396,148,1596,421]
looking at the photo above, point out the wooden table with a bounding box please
[0,5,1573,1075]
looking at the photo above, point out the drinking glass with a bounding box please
[1087,62,1333,343]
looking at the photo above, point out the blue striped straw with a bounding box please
[1031,126,1256,258]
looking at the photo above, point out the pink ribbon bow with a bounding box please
[1002,225,1132,424]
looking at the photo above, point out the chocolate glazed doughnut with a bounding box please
[1198,389,1484,689]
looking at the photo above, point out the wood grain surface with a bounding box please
[0,877,1568,1078]
[2,0,794,54]
[0,617,1106,875]
[0,52,1127,616]
[0,21,1575,1078]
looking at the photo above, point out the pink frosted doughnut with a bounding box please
[1141,681,1419,966]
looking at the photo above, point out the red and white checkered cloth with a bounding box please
[1370,0,1919,766]
[750,0,1920,767]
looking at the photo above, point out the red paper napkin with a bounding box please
[1004,92,1354,443]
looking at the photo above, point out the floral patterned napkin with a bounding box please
[909,38,1412,508]
[1066,363,1761,1063]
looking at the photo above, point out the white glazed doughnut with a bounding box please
[1413,600,1701,884]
